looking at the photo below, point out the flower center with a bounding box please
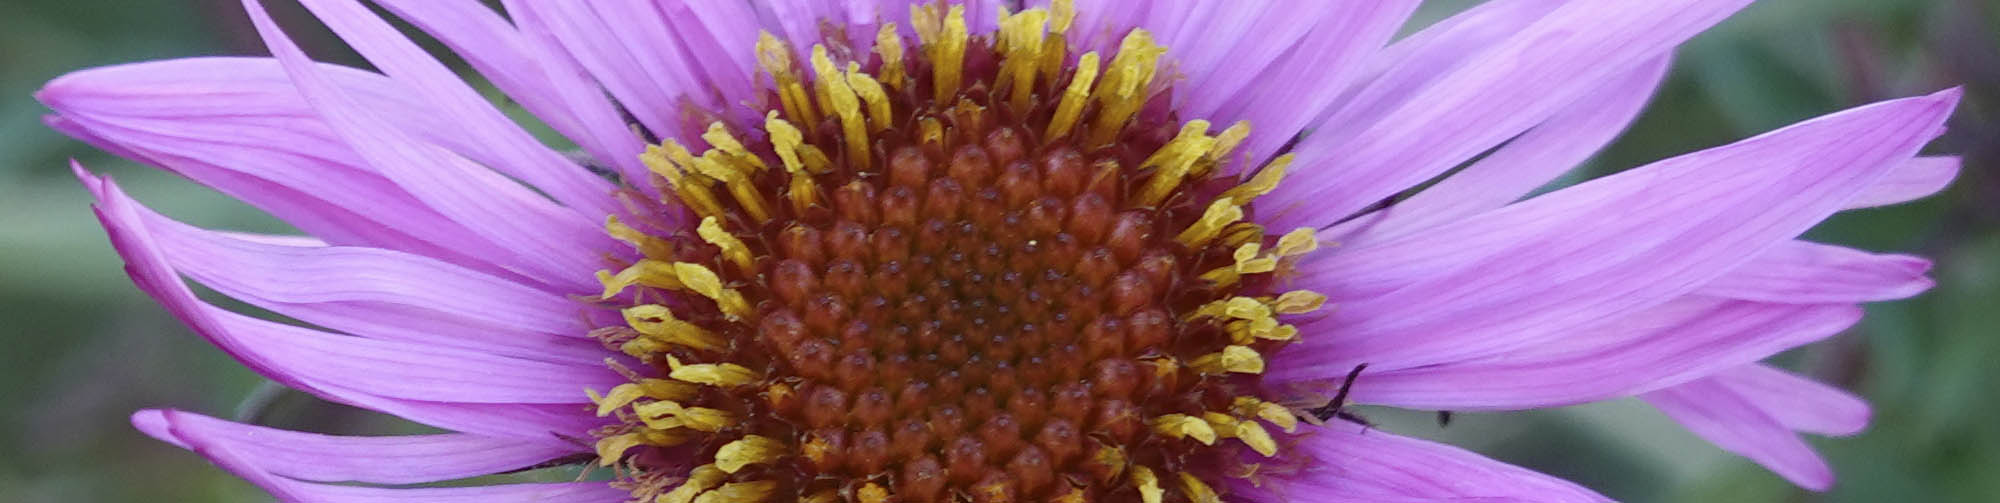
[588,3,1324,502]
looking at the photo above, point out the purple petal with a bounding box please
[132,409,578,484]
[1709,364,1871,436]
[1209,1,1422,171]
[245,0,614,292]
[1332,56,1670,244]
[502,1,701,142]
[39,58,531,277]
[110,186,609,365]
[1246,421,1609,502]
[374,0,655,194]
[1281,90,1957,372]
[1644,377,1836,490]
[1297,297,1859,410]
[293,0,619,218]
[1698,240,1934,303]
[155,419,621,503]
[82,164,604,438]
[1848,155,1961,209]
[1265,0,1756,229]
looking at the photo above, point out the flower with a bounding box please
[39,0,1961,501]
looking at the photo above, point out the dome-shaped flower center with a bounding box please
[588,3,1324,502]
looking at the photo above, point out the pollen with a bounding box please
[589,2,1324,502]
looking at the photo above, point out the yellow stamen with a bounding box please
[1274,227,1319,257]
[634,400,736,432]
[597,259,684,298]
[874,24,906,90]
[1234,397,1300,433]
[659,464,728,503]
[715,435,784,473]
[1234,420,1280,457]
[1176,199,1244,246]
[671,262,751,319]
[623,304,724,351]
[605,215,672,259]
[1151,414,1218,445]
[702,123,766,171]
[1092,445,1128,481]
[1220,154,1294,204]
[997,8,1049,111]
[1271,290,1328,314]
[1132,466,1165,503]
[1179,472,1222,503]
[810,47,869,170]
[1191,345,1265,374]
[757,32,818,130]
[691,150,772,222]
[1046,51,1099,140]
[1136,120,1218,206]
[641,143,726,218]
[692,481,779,503]
[844,65,894,133]
[667,355,759,387]
[927,6,969,100]
[857,483,890,503]
[1206,121,1252,164]
[697,216,755,272]
[1087,30,1164,146]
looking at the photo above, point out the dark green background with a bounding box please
[2,1,1994,501]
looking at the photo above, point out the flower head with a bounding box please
[42,0,1960,501]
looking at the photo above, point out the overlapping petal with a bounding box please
[132,409,578,484]
[1244,421,1610,502]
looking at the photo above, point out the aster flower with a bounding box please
[39,0,1962,501]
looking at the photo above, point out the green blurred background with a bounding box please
[1,1,1995,501]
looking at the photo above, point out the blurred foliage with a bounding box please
[1,1,1995,502]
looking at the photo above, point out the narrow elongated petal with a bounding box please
[1334,57,1670,244]
[1297,298,1858,410]
[113,191,610,365]
[1644,378,1836,490]
[1267,0,1757,228]
[245,0,614,291]
[1698,241,1934,303]
[1287,90,1956,372]
[503,0,697,141]
[295,0,619,217]
[132,409,576,484]
[1214,0,1421,169]
[1707,364,1871,436]
[1848,156,1961,209]
[166,426,623,503]
[1252,421,1610,502]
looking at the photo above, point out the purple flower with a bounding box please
[39,0,1961,501]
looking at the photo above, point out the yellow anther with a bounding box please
[1224,296,1274,320]
[857,483,890,503]
[1132,466,1165,503]
[1087,30,1165,146]
[998,8,1049,111]
[1234,420,1280,457]
[811,46,870,170]
[1226,317,1287,344]
[594,430,688,466]
[667,355,759,387]
[1274,226,1319,257]
[1152,414,1218,445]
[641,143,726,218]
[928,6,969,100]
[1093,445,1128,481]
[697,216,755,272]
[659,464,728,503]
[597,260,684,298]
[758,32,818,129]
[702,122,766,171]
[634,400,736,432]
[605,215,672,259]
[1272,290,1328,314]
[844,66,894,132]
[1192,345,1266,374]
[1136,121,1219,206]
[1206,121,1253,163]
[1201,411,1240,434]
[765,112,806,174]
[1179,472,1222,503]
[1049,0,1076,35]
[1234,397,1300,433]
[1203,241,1280,286]
[623,304,724,351]
[1176,199,1243,246]
[691,150,772,222]
[1220,154,1293,204]
[692,481,779,503]
[672,262,750,318]
[874,24,906,90]
[715,435,784,473]
[919,117,947,147]
[587,383,647,417]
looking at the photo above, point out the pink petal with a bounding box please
[110,186,608,365]
[1710,364,1871,436]
[1299,297,1859,410]
[1332,56,1671,245]
[1644,377,1836,490]
[132,409,578,484]
[293,0,619,217]
[1247,421,1609,502]
[1265,0,1756,229]
[1212,0,1422,171]
[245,0,614,292]
[1284,90,1957,372]
[1848,155,1961,209]
[501,0,699,141]
[1698,240,1934,303]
